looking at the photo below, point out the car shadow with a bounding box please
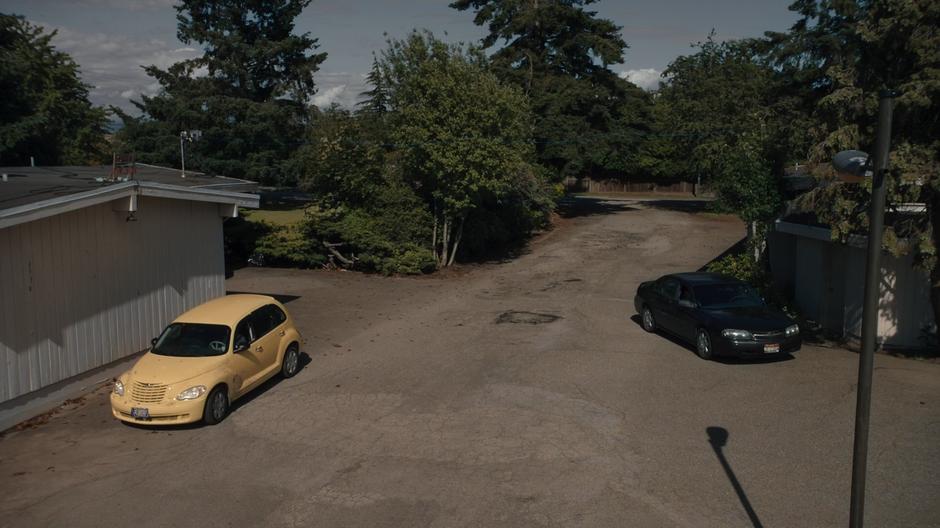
[229,352,312,416]
[628,315,794,364]
[120,351,312,431]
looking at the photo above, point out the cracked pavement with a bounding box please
[1,196,938,527]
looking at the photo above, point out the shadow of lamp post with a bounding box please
[706,426,764,528]
[832,89,899,528]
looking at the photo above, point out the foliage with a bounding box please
[371,31,551,265]
[0,15,109,166]
[653,35,785,225]
[764,0,940,334]
[114,0,326,186]
[450,0,652,179]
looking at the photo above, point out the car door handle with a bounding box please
[256,346,264,353]
[279,330,286,337]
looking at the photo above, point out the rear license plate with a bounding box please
[131,407,150,419]
[764,343,780,354]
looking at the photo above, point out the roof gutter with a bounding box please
[0,181,259,230]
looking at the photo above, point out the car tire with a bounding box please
[281,344,300,379]
[641,307,656,332]
[203,386,229,425]
[696,329,714,360]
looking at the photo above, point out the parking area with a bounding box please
[1,197,938,527]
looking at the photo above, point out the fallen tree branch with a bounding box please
[323,241,356,266]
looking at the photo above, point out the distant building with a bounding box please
[0,165,258,428]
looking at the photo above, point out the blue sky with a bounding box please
[2,0,800,112]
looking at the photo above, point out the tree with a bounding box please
[0,14,108,166]
[367,31,551,267]
[653,35,784,255]
[450,0,651,179]
[765,0,940,335]
[115,0,326,185]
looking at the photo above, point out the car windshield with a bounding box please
[693,283,764,309]
[152,323,231,357]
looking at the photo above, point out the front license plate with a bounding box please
[764,343,780,354]
[131,407,150,419]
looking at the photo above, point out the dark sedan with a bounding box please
[633,272,801,359]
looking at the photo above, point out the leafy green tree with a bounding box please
[653,35,784,255]
[767,0,940,334]
[115,0,326,185]
[451,0,651,179]
[0,14,109,166]
[373,31,551,266]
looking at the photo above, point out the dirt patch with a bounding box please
[495,311,563,325]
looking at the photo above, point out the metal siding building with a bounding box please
[0,166,258,410]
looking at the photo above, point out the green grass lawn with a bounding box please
[243,207,307,226]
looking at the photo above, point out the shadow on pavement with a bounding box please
[641,199,714,214]
[627,315,794,364]
[707,426,765,528]
[121,352,312,431]
[556,196,638,219]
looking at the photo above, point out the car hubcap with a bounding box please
[643,310,653,329]
[698,333,709,355]
[286,350,298,374]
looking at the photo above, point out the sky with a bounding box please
[1,0,800,112]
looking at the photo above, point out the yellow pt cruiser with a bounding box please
[111,294,302,425]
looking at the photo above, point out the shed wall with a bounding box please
[0,197,225,403]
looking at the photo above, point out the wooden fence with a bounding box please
[564,177,702,194]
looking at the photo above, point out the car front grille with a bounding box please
[131,382,168,403]
[753,330,785,341]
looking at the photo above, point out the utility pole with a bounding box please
[848,89,898,528]
[179,130,202,178]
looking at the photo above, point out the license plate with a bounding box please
[131,407,150,419]
[764,343,780,354]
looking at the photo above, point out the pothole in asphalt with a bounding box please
[495,311,563,325]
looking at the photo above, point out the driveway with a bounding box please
[1,197,938,527]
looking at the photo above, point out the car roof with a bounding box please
[173,294,277,326]
[667,272,741,285]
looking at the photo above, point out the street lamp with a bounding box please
[179,130,202,178]
[833,89,899,528]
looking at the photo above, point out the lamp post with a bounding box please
[179,130,202,178]
[833,89,898,528]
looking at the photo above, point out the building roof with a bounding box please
[174,294,276,325]
[0,164,260,229]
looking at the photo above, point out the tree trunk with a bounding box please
[447,215,465,267]
[440,216,450,268]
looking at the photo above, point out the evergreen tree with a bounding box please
[451,0,651,179]
[0,14,109,166]
[116,0,326,185]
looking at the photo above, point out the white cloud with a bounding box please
[35,21,202,112]
[312,85,347,108]
[618,68,664,91]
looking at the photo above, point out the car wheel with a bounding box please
[696,329,714,360]
[203,386,229,425]
[281,344,300,379]
[641,307,656,332]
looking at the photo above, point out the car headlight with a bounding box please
[113,379,125,396]
[176,385,207,401]
[721,329,754,341]
[785,324,800,337]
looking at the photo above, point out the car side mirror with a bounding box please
[151,337,158,346]
[233,339,249,353]
[678,299,697,309]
